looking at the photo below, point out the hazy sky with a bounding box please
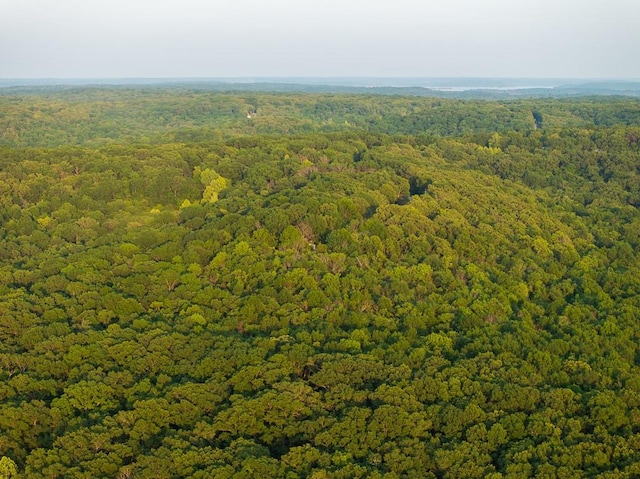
[1,0,639,78]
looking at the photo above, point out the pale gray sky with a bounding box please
[1,0,639,78]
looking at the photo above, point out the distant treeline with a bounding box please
[2,78,640,98]
[1,89,640,147]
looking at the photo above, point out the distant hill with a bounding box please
[2,78,640,99]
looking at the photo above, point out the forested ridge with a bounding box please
[3,89,640,146]
[1,89,640,478]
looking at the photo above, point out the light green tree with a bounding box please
[0,456,17,479]
[198,168,229,203]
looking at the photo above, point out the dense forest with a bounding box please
[1,88,640,478]
[2,88,640,147]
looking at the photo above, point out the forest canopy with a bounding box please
[1,88,640,478]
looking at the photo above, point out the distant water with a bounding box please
[428,86,555,92]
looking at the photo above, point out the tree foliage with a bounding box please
[1,89,640,477]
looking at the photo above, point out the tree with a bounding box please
[0,457,17,479]
[197,168,229,203]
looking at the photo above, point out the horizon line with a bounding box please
[2,76,640,80]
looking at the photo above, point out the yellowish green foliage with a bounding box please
[1,90,640,479]
[0,457,17,479]
[198,167,230,203]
